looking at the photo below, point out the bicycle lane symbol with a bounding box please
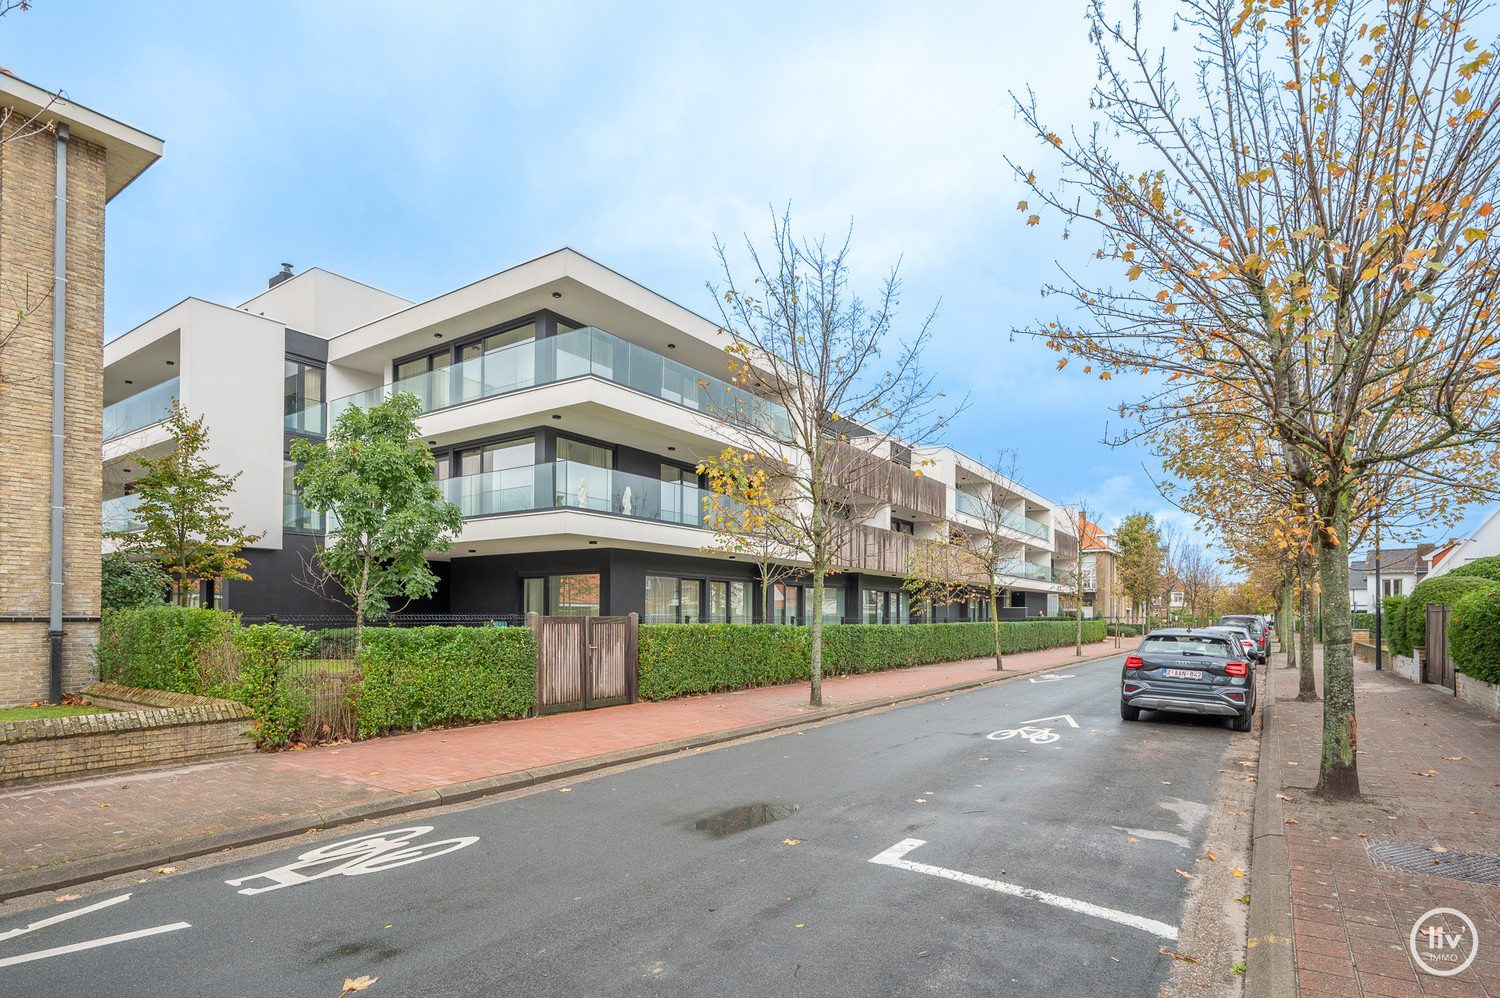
[986,714,1080,745]
[225,825,479,896]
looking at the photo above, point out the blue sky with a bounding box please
[6,0,1492,554]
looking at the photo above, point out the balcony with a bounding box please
[997,559,1061,584]
[436,460,729,528]
[953,490,1050,540]
[284,492,324,532]
[835,441,946,518]
[328,326,791,439]
[102,493,145,533]
[104,377,178,442]
[285,402,326,437]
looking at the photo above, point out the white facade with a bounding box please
[1425,505,1500,579]
[103,250,1076,620]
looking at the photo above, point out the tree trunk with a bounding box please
[991,585,1004,670]
[1298,567,1318,701]
[1280,585,1295,666]
[808,567,824,707]
[1315,497,1360,799]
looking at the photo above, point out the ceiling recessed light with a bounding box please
[667,343,676,349]
[468,549,477,553]
[552,414,562,420]
[588,540,597,545]
[123,467,132,473]
[433,332,443,339]
[124,379,133,385]
[552,291,562,299]
[427,440,437,445]
[166,360,175,366]
[667,446,676,452]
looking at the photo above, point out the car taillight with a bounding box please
[1226,661,1247,676]
[1126,655,1143,669]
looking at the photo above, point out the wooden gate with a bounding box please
[1424,604,1455,692]
[531,613,638,714]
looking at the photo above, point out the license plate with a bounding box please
[1161,668,1203,680]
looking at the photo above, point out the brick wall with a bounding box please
[0,682,255,787]
[0,120,108,706]
[1456,674,1500,717]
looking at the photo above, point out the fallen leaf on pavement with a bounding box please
[54,894,81,902]
[99,803,110,808]
[1176,869,1194,878]
[340,976,378,994]
[1232,869,1244,877]
[1357,833,1368,838]
[365,772,379,776]
[1159,947,1198,963]
[795,924,805,928]
[1226,810,1247,815]
[1431,845,1448,853]
[1237,761,1255,767]
[154,867,178,875]
[1443,756,1464,761]
[558,788,572,793]
[915,798,928,803]
[1161,781,1172,785]
[1284,819,1298,824]
[1276,794,1293,801]
[781,839,801,846]
[1285,761,1298,766]
[1110,956,1119,962]
[1127,837,1140,843]
[1204,851,1216,861]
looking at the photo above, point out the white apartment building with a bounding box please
[102,250,1070,623]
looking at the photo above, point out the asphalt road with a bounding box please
[0,653,1250,997]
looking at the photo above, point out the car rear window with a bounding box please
[1221,617,1262,632]
[1141,635,1233,656]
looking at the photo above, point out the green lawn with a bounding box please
[0,704,111,722]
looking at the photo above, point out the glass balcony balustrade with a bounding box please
[329,327,790,439]
[953,490,1050,541]
[283,492,325,532]
[996,559,1057,583]
[436,460,733,528]
[284,403,327,436]
[104,377,179,442]
[102,493,145,533]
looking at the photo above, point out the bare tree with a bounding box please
[1012,0,1500,796]
[702,209,960,706]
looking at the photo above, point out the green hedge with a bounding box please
[96,606,238,693]
[637,620,1107,700]
[1449,586,1500,685]
[1403,575,1493,651]
[1443,555,1500,583]
[355,626,537,737]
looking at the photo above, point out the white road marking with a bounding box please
[1020,714,1080,728]
[0,894,133,943]
[0,922,191,968]
[986,726,1059,744]
[1113,826,1191,848]
[1159,797,1209,831]
[226,825,478,895]
[1027,674,1074,684]
[869,838,1179,941]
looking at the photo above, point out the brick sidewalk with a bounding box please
[0,639,1121,885]
[1276,649,1500,996]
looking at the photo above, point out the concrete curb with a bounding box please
[0,647,1125,903]
[1245,650,1296,998]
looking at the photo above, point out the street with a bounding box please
[1,654,1254,996]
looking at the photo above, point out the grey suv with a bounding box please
[1121,628,1257,731]
[1218,615,1269,663]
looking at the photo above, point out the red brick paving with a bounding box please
[1277,647,1500,996]
[0,640,1119,878]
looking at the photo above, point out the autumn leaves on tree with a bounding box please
[1015,0,1500,797]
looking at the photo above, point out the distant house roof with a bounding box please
[1350,544,1435,576]
[1350,567,1368,589]
[1081,519,1118,553]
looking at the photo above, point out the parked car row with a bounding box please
[1118,614,1273,732]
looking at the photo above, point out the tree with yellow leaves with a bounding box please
[1014,0,1500,797]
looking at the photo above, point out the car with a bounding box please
[1219,615,1270,663]
[1121,628,1257,731]
[1205,624,1257,662]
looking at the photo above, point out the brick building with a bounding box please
[0,75,159,706]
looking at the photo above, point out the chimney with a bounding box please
[268,262,294,289]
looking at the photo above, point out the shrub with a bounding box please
[637,620,1108,700]
[101,554,167,610]
[355,626,536,737]
[1402,575,1493,651]
[96,606,238,693]
[1449,586,1500,685]
[1382,597,1410,656]
[227,623,311,747]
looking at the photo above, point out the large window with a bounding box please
[552,574,600,616]
[661,464,697,525]
[822,588,845,624]
[284,360,324,417]
[772,583,798,624]
[557,437,612,469]
[646,575,707,623]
